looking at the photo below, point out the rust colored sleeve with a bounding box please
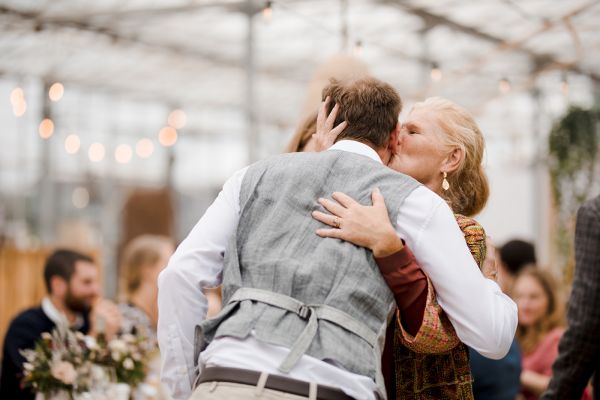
[375,245,427,336]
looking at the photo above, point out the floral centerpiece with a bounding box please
[21,327,154,399]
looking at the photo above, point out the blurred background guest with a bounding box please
[498,239,537,295]
[513,268,590,400]
[119,234,174,341]
[0,249,121,400]
[470,237,522,400]
[285,111,318,153]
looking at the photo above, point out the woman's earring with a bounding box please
[442,171,450,191]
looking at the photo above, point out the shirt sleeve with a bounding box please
[396,186,518,359]
[157,166,247,400]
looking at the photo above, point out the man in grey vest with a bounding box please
[157,77,518,400]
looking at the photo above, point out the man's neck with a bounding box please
[336,139,391,165]
[48,295,77,324]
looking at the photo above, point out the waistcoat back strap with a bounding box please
[228,287,378,373]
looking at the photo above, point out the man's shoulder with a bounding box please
[7,306,53,334]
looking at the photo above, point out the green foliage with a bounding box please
[548,106,600,278]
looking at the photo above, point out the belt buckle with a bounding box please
[298,305,310,319]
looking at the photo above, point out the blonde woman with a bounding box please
[312,96,498,399]
[119,234,174,341]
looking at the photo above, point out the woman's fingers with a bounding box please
[317,97,330,128]
[316,228,346,240]
[331,192,358,208]
[312,210,339,227]
[371,188,386,208]
[331,120,347,136]
[326,103,339,128]
[318,197,347,216]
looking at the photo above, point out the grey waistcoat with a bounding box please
[195,149,420,399]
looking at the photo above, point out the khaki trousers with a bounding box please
[190,381,318,399]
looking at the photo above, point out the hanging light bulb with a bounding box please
[168,109,187,129]
[158,126,178,147]
[353,40,363,57]
[39,118,54,139]
[430,62,442,82]
[88,142,106,162]
[11,87,27,117]
[136,138,154,158]
[10,87,24,106]
[64,134,81,154]
[13,101,27,117]
[263,1,273,21]
[561,72,569,96]
[115,144,133,164]
[499,77,511,94]
[49,82,64,102]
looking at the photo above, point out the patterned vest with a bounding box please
[196,149,420,398]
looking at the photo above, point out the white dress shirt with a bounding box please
[157,140,518,400]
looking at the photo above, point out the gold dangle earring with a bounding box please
[442,171,450,191]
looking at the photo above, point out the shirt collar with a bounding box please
[327,140,383,164]
[42,297,84,330]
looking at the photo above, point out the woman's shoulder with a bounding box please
[454,214,485,235]
[454,214,487,268]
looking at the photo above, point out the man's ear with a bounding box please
[388,123,401,154]
[443,147,463,174]
[50,275,68,297]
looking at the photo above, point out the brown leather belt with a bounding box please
[197,366,355,400]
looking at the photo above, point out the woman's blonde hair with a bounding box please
[515,267,565,353]
[413,97,489,216]
[119,234,173,300]
[285,111,317,153]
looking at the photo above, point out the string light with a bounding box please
[168,109,187,129]
[88,142,105,162]
[430,62,442,82]
[561,72,569,96]
[49,82,64,102]
[39,118,54,139]
[13,101,27,117]
[499,77,511,94]
[158,126,178,147]
[115,144,133,164]
[263,1,273,21]
[353,40,363,56]
[136,138,154,158]
[72,187,90,209]
[10,88,24,106]
[64,134,81,154]
[10,87,27,117]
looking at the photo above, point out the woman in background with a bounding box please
[514,267,589,399]
[119,234,174,341]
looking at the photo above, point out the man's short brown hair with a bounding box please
[322,77,402,148]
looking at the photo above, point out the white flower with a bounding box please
[108,339,127,354]
[112,351,122,361]
[51,361,77,385]
[84,335,98,350]
[41,332,52,340]
[122,358,134,370]
[121,333,135,343]
[23,362,34,371]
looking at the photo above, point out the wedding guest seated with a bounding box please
[514,268,590,400]
[0,249,121,400]
[118,234,174,342]
[470,238,522,400]
[498,239,537,295]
